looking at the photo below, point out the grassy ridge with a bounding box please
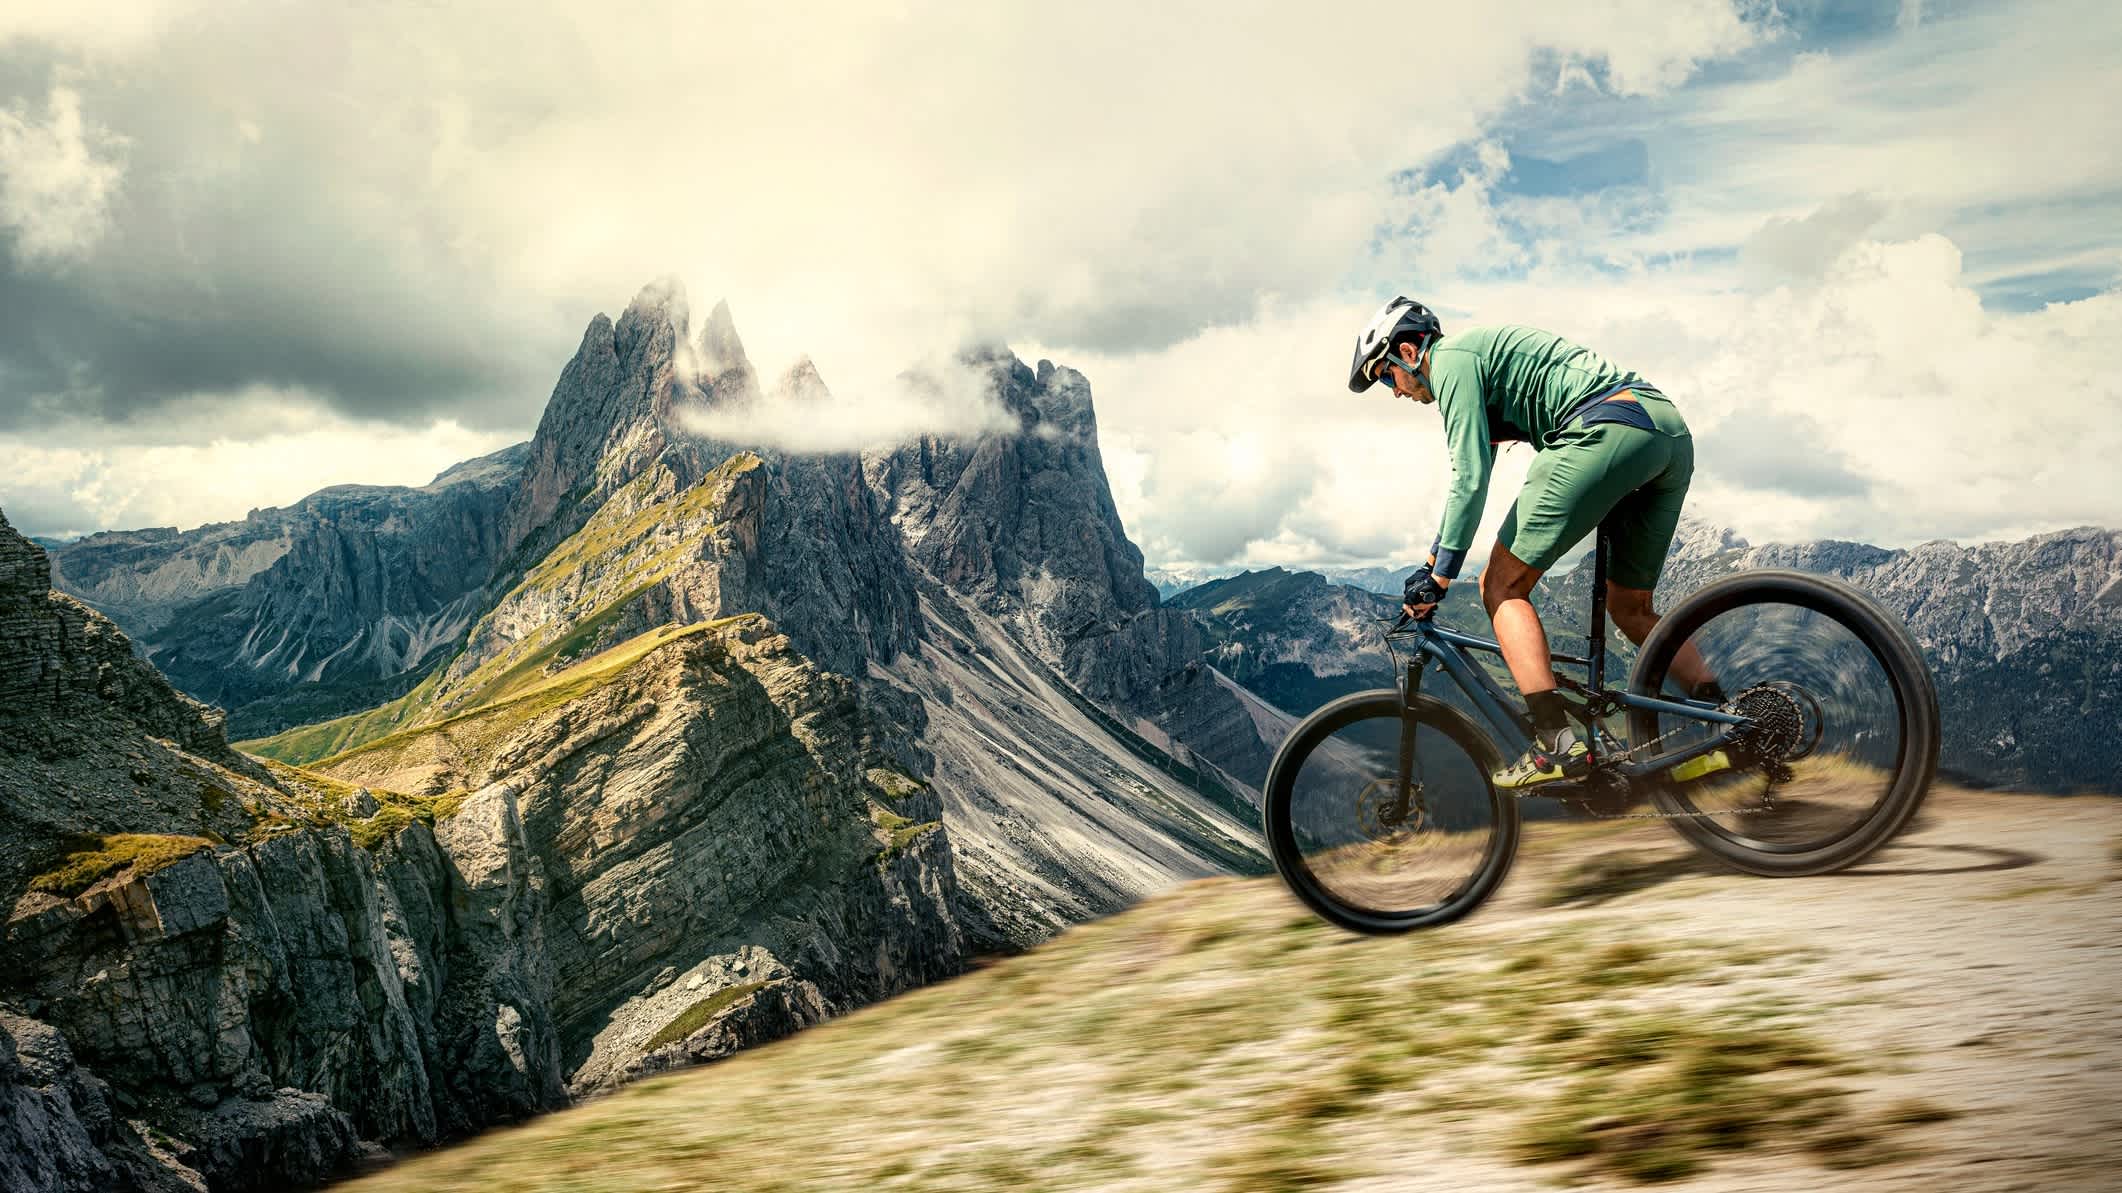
[314,617,752,780]
[240,454,760,767]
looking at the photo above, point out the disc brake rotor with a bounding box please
[1355,778,1427,840]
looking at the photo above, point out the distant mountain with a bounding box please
[49,444,530,737]
[1175,523,2122,794]
[1149,561,1441,599]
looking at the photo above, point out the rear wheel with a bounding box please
[1264,691,1519,933]
[1628,570,1939,876]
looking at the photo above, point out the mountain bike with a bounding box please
[1262,527,1941,934]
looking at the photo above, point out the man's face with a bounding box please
[1382,346,1431,403]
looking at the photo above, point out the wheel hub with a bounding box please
[1356,779,1426,839]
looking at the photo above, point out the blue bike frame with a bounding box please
[1391,527,1748,783]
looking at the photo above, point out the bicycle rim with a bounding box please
[1271,695,1512,931]
[1639,593,1910,855]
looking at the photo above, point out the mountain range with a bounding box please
[4,275,2116,1190]
[1172,521,2122,792]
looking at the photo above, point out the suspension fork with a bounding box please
[1393,653,1425,814]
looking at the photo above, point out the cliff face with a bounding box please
[48,445,529,739]
[1,511,963,1191]
[862,353,1276,798]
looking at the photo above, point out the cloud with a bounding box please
[1741,193,1888,282]
[0,85,125,266]
[675,357,1021,456]
[3,0,2113,569]
[0,0,1764,446]
[0,404,519,538]
[1066,210,2121,571]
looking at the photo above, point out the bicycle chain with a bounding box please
[1549,706,1783,822]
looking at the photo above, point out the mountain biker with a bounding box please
[1347,297,1725,790]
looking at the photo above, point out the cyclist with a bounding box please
[1347,297,1725,790]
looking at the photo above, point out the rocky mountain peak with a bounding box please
[697,297,758,399]
[774,355,830,403]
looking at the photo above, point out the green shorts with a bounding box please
[1498,392,1693,590]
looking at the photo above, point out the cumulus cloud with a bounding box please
[0,0,1763,444]
[1741,194,1889,282]
[3,0,2113,570]
[1069,214,2120,571]
[0,85,126,266]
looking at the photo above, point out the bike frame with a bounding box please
[1391,527,1748,784]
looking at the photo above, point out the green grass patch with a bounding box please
[253,759,471,850]
[317,618,749,779]
[645,982,770,1050]
[238,667,444,765]
[876,820,939,864]
[30,834,216,897]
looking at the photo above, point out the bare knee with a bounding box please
[1480,550,1540,615]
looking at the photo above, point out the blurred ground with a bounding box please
[340,785,2121,1192]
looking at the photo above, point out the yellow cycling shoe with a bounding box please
[1492,732,1590,789]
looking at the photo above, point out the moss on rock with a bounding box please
[30,833,217,898]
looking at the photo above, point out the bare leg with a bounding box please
[1607,582,1714,693]
[1479,543,1554,695]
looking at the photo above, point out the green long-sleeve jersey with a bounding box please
[1423,325,1653,578]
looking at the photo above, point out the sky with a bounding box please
[1,1,2117,572]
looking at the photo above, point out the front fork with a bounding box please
[1392,656,1425,820]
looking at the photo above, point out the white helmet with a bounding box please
[1348,296,1442,393]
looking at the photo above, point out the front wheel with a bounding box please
[1629,569,1940,876]
[1264,690,1519,933]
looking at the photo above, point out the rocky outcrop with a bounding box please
[316,616,964,1076]
[485,282,918,684]
[862,352,1276,791]
[0,1012,134,1193]
[47,445,529,738]
[0,511,271,896]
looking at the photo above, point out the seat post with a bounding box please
[1588,525,1609,688]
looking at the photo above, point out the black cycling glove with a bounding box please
[1402,566,1448,620]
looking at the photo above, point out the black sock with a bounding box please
[1689,678,1728,704]
[1526,690,1571,744]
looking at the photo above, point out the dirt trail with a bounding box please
[1484,784,2122,1190]
[342,785,2120,1193]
